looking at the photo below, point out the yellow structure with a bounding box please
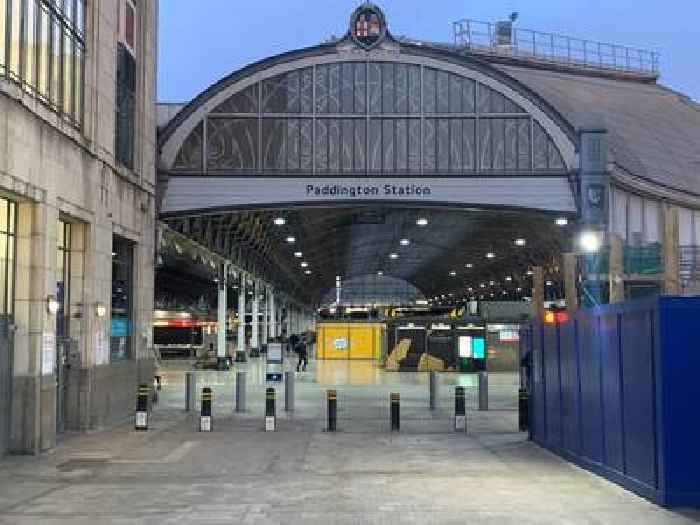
[316,322,386,360]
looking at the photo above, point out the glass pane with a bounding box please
[449,75,462,113]
[63,31,73,117]
[340,63,354,114]
[173,122,203,171]
[505,119,518,170]
[368,62,381,114]
[517,119,531,171]
[51,15,61,107]
[0,0,5,73]
[462,79,476,113]
[394,63,408,114]
[286,118,300,170]
[207,118,258,171]
[314,119,328,171]
[353,62,366,113]
[262,119,286,171]
[436,119,449,171]
[396,119,408,172]
[9,0,21,76]
[0,199,7,233]
[381,63,394,114]
[38,6,50,98]
[6,234,13,315]
[407,65,420,114]
[533,121,548,170]
[462,119,476,172]
[300,68,313,113]
[477,83,490,113]
[111,236,133,362]
[479,120,492,171]
[315,64,328,114]
[436,71,449,113]
[547,136,565,170]
[449,119,461,171]
[408,119,421,172]
[213,84,258,114]
[327,63,340,114]
[353,119,366,172]
[299,119,312,171]
[382,119,394,171]
[74,45,82,122]
[423,68,436,113]
[368,119,382,172]
[340,119,353,172]
[423,118,436,171]
[492,118,505,170]
[328,119,340,172]
[24,0,36,89]
[0,235,6,315]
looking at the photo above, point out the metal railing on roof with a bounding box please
[453,19,660,77]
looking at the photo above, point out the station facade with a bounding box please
[0,0,157,455]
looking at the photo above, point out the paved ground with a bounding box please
[0,357,698,524]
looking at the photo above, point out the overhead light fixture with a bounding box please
[467,287,473,292]
[505,276,513,282]
[489,281,496,286]
[517,287,523,292]
[555,217,569,227]
[273,217,286,226]
[514,238,527,247]
[465,263,474,269]
[416,218,428,227]
[301,262,309,268]
[95,302,107,318]
[486,252,495,259]
[294,251,303,258]
[400,238,410,246]
[377,271,384,276]
[480,283,486,289]
[526,270,534,276]
[579,230,602,253]
[286,236,296,243]
[449,270,457,277]
[304,270,312,275]
[546,280,554,286]
[47,295,60,315]
[390,253,399,260]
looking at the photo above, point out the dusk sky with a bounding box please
[158,1,699,103]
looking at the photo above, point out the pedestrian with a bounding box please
[296,337,308,372]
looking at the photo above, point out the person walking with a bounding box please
[296,336,308,372]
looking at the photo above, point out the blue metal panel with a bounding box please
[531,323,546,442]
[543,324,562,447]
[620,307,657,488]
[559,320,580,456]
[599,312,625,473]
[577,311,604,463]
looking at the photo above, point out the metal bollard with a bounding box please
[185,372,197,412]
[478,371,489,411]
[135,384,149,431]
[235,371,247,413]
[327,390,337,432]
[265,388,276,431]
[285,371,295,412]
[390,393,400,432]
[200,387,213,432]
[519,388,530,434]
[429,371,437,410]
[455,386,466,432]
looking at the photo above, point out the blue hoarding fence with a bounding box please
[523,296,700,508]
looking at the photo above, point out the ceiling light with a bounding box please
[480,283,486,289]
[377,271,384,276]
[416,218,428,227]
[301,262,309,268]
[526,270,534,276]
[514,238,526,247]
[546,280,553,286]
[505,276,512,282]
[489,281,496,286]
[294,251,303,258]
[579,230,602,253]
[555,217,569,227]
[304,270,312,275]
[486,252,495,259]
[400,238,410,246]
[273,217,286,226]
[286,236,296,243]
[465,263,474,269]
[517,287,523,292]
[390,253,399,260]
[449,270,457,277]
[467,287,473,292]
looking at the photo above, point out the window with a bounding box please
[0,198,16,318]
[56,220,71,338]
[0,0,85,127]
[110,236,133,361]
[116,0,137,169]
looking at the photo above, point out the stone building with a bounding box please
[0,0,157,454]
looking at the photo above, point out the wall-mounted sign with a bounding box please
[350,3,387,50]
[334,338,348,350]
[42,332,56,376]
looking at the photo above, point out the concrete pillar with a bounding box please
[217,263,228,358]
[609,234,625,303]
[251,280,259,350]
[268,287,276,339]
[238,275,246,352]
[532,267,545,321]
[563,253,579,313]
[12,201,59,454]
[663,204,680,295]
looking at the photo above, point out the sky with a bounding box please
[158,0,699,103]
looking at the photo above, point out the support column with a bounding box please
[261,284,268,348]
[268,288,276,340]
[217,262,228,360]
[251,280,259,351]
[238,275,246,352]
[663,204,680,295]
[532,267,545,321]
[563,253,579,313]
[609,234,625,303]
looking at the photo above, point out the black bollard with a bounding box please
[200,387,213,432]
[265,388,276,431]
[519,388,530,434]
[135,384,149,431]
[455,386,466,432]
[390,393,400,432]
[327,390,337,432]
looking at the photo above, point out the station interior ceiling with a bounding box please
[160,205,572,308]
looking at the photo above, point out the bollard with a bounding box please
[478,371,489,411]
[390,393,400,432]
[455,386,466,432]
[285,371,295,412]
[200,387,213,432]
[327,390,337,432]
[265,388,276,431]
[135,384,150,431]
[429,371,437,410]
[519,388,530,435]
[185,372,197,412]
[235,371,247,413]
